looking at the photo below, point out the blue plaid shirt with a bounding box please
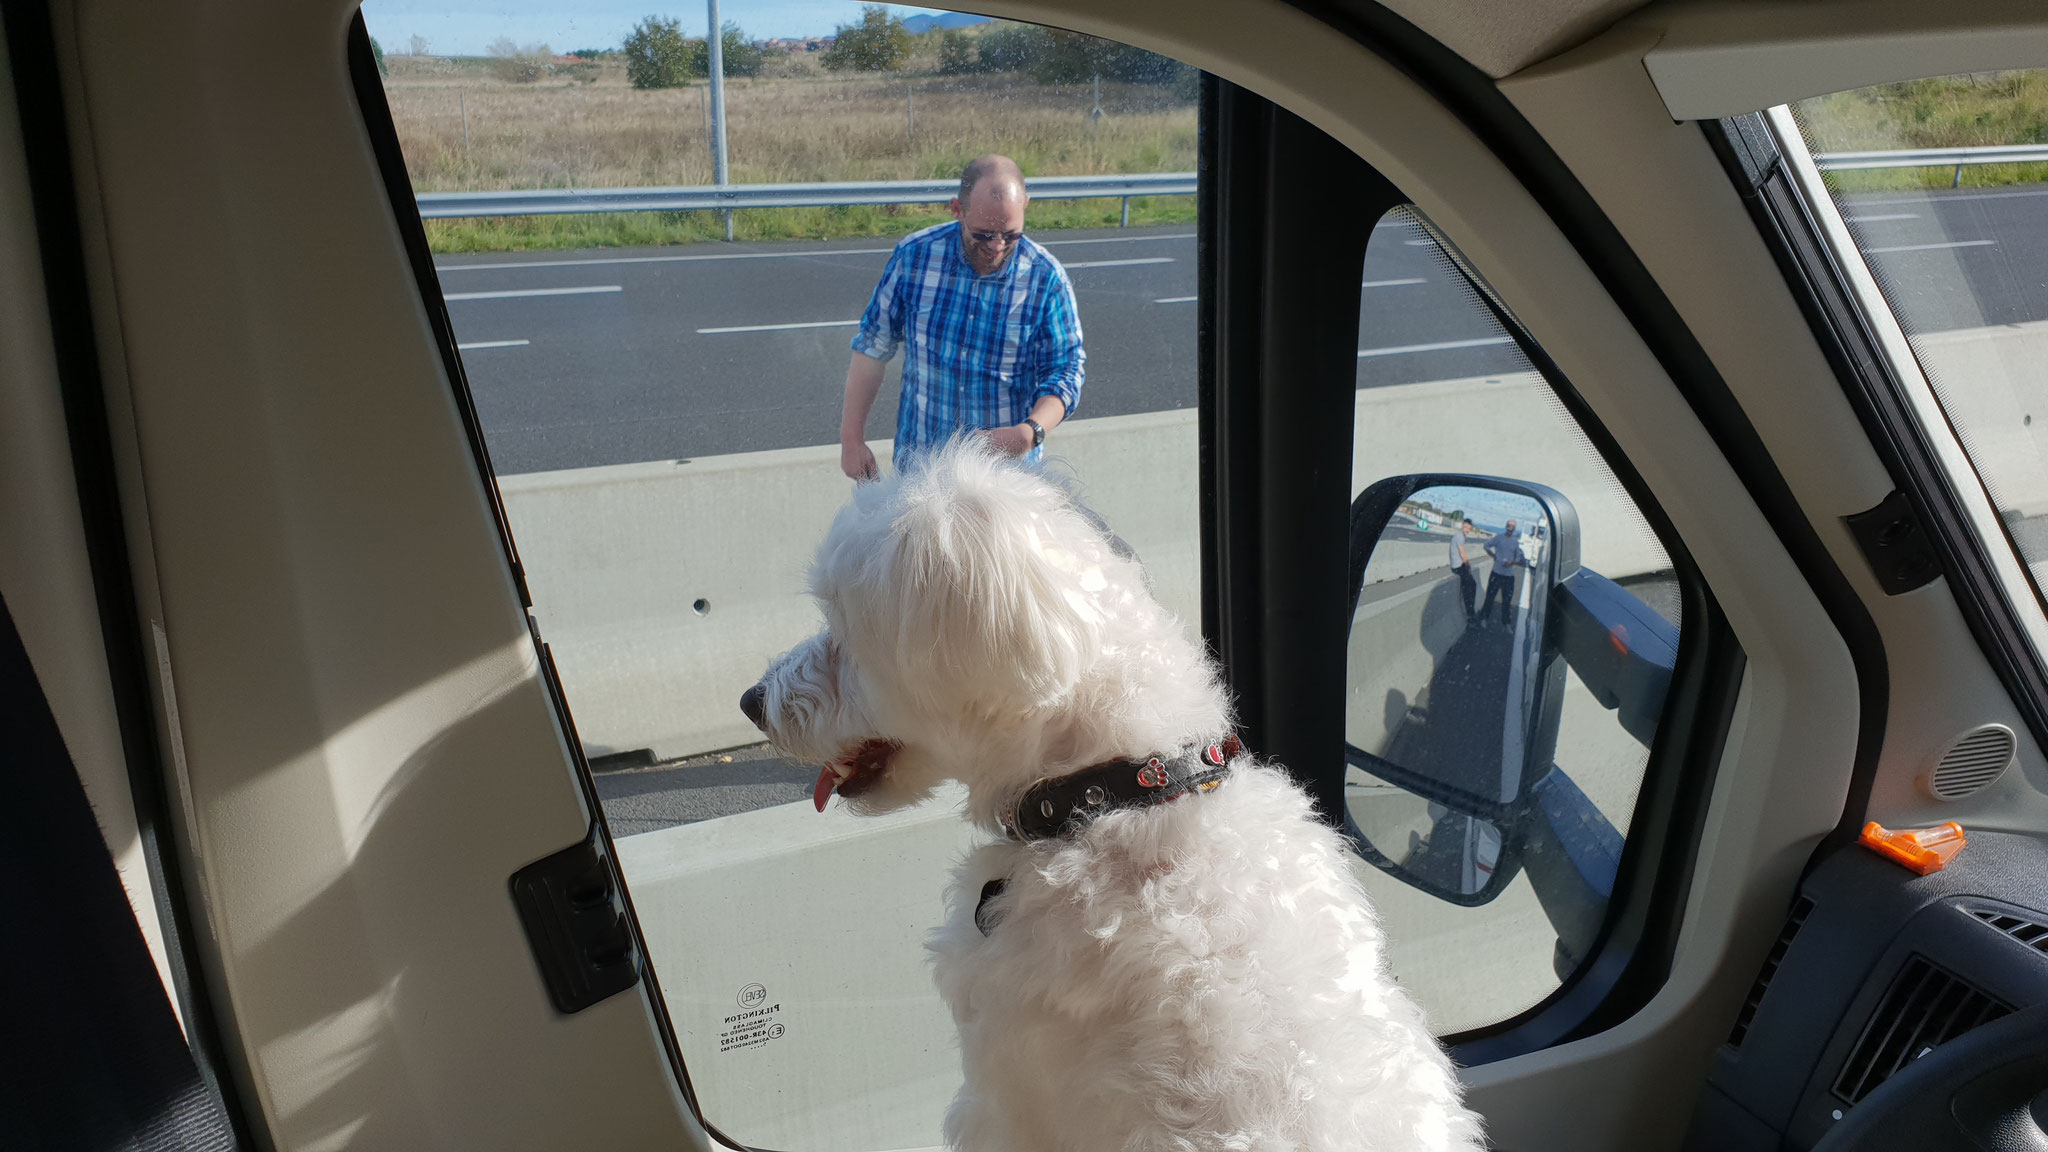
[851,222,1086,461]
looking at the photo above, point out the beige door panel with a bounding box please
[54,0,707,1145]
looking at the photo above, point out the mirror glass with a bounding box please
[1345,765,1506,897]
[1345,485,1553,817]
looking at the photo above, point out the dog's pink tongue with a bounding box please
[813,766,837,813]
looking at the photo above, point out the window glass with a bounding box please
[1344,207,1683,1035]
[363,5,1200,1147]
[1787,73,2048,608]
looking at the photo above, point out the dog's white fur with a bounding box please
[750,442,1486,1152]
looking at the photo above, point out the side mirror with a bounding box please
[1341,475,1579,906]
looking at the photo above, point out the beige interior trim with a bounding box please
[1640,0,2048,120]
[0,11,180,1024]
[60,0,708,1144]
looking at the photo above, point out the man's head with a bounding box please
[1505,519,1518,532]
[1461,519,1474,532]
[951,155,1028,276]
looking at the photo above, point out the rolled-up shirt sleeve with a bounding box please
[849,245,907,362]
[1030,267,1085,415]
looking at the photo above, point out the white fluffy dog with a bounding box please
[742,442,1485,1152]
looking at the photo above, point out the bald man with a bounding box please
[840,155,1087,479]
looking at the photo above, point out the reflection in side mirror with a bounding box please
[1342,473,1677,972]
[1342,478,1577,865]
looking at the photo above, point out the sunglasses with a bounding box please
[967,228,1023,247]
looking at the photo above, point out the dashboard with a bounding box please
[1688,829,2048,1149]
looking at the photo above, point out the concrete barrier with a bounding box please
[1911,321,2048,518]
[500,370,1671,761]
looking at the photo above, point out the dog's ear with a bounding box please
[827,455,1113,712]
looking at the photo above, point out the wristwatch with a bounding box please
[1023,417,1046,449]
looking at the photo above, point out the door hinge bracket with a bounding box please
[1845,490,1942,595]
[510,823,641,1014]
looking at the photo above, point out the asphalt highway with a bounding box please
[436,184,2045,476]
[436,215,1521,474]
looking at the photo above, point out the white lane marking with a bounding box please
[456,339,530,349]
[1062,257,1173,269]
[442,250,893,272]
[1362,277,1426,288]
[696,319,860,334]
[1040,233,1194,246]
[1358,336,1512,358]
[1854,187,2048,207]
[435,232,1197,274]
[1864,239,1998,254]
[1844,213,1918,222]
[443,285,622,300]
[1500,560,1533,803]
[1153,295,1197,304]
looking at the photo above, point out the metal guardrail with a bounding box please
[415,172,1198,222]
[1814,145,2048,170]
[413,145,2042,223]
[1814,145,2048,188]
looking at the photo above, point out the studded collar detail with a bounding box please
[997,734,1242,843]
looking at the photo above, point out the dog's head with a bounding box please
[742,440,1226,824]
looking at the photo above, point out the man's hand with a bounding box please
[841,439,879,481]
[986,423,1034,457]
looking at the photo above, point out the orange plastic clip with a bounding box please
[1859,821,1967,875]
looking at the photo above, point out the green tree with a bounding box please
[369,35,387,76]
[820,5,911,72]
[936,29,976,75]
[689,21,764,78]
[624,15,691,89]
[972,22,1041,73]
[1027,28,1192,87]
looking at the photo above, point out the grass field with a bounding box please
[380,55,1196,251]
[384,57,2048,249]
[1800,69,2048,192]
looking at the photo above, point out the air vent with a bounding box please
[1969,908,2048,957]
[1832,957,2010,1104]
[1927,724,2015,800]
[1728,896,1814,1048]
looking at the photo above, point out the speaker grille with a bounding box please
[1928,724,2015,801]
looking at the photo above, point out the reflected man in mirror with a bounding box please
[838,155,1088,480]
[1480,518,1525,627]
[1450,517,1477,622]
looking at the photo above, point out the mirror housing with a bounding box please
[1342,474,1578,907]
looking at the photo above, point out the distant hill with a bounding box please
[899,12,995,33]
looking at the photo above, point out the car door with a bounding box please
[10,0,2048,1149]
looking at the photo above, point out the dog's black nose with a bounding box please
[740,683,767,729]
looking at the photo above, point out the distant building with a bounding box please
[763,36,833,54]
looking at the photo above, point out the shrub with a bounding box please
[370,35,386,76]
[821,5,911,72]
[487,37,554,83]
[689,21,764,78]
[624,15,691,89]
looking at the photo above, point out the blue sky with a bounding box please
[362,0,961,55]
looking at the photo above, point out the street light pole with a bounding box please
[706,0,732,240]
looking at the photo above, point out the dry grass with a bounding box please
[381,56,1196,250]
[1799,69,2048,192]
